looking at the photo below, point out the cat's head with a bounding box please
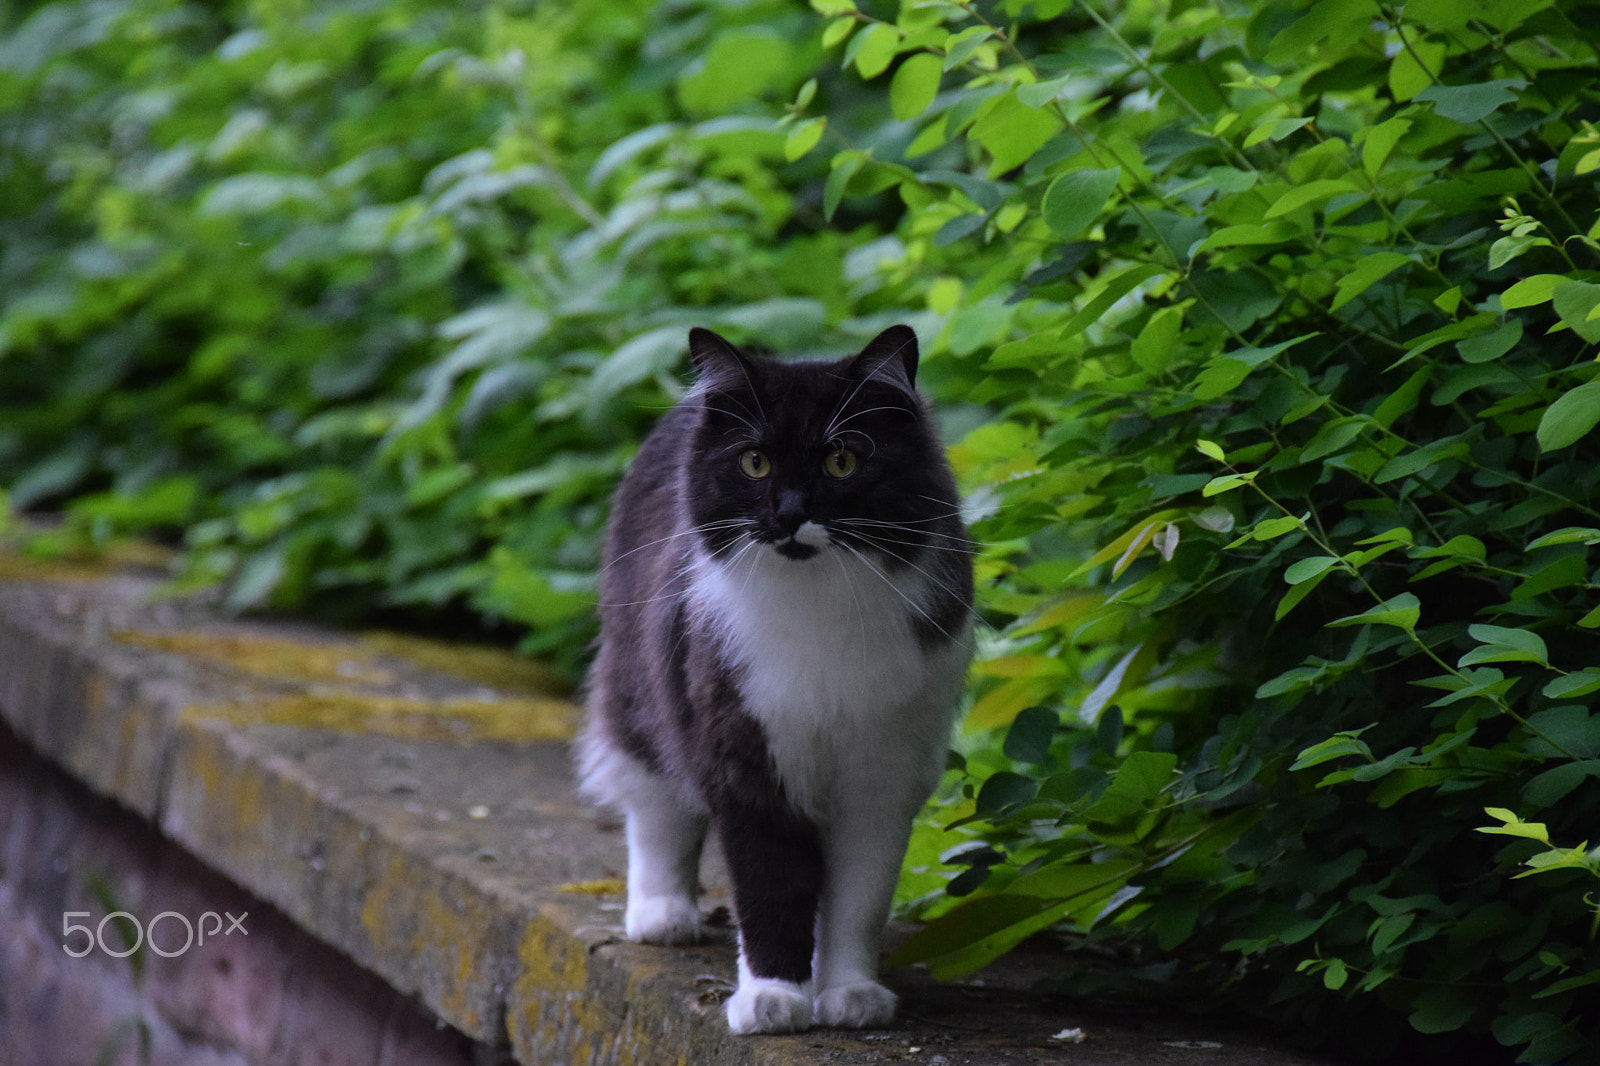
[682,325,961,565]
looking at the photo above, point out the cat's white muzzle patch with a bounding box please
[793,521,829,549]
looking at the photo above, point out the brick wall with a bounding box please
[0,723,508,1066]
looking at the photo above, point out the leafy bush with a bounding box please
[826,1,1599,1061]
[4,0,1600,1060]
[0,0,833,671]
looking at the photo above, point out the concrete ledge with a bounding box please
[0,555,1335,1066]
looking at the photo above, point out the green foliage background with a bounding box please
[3,0,1598,1060]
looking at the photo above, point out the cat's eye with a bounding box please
[738,449,772,479]
[822,447,858,479]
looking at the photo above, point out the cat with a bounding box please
[576,324,973,1034]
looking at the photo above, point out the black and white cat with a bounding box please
[577,325,973,1034]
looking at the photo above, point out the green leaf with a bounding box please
[1243,116,1311,148]
[1389,39,1446,102]
[1522,760,1600,807]
[1202,472,1257,497]
[1191,334,1317,401]
[1275,563,1337,620]
[1477,808,1550,843]
[942,26,995,70]
[677,28,792,114]
[1243,515,1304,542]
[1002,704,1058,764]
[1007,858,1139,901]
[887,894,1060,967]
[850,23,902,80]
[1285,556,1339,584]
[1373,437,1469,484]
[1016,74,1071,109]
[1537,381,1600,451]
[1058,262,1166,342]
[1195,439,1225,461]
[1460,624,1548,667]
[1527,526,1600,550]
[1041,167,1121,238]
[1263,179,1362,220]
[1301,417,1367,461]
[890,52,942,121]
[1408,986,1476,1034]
[1553,282,1600,344]
[1291,728,1375,771]
[821,15,855,48]
[784,117,826,161]
[1258,665,1325,699]
[970,93,1060,176]
[1362,117,1412,176]
[1543,669,1600,700]
[1415,78,1527,124]
[1457,319,1522,363]
[823,150,867,220]
[1331,252,1410,311]
[1501,274,1566,309]
[1110,750,1178,803]
[976,771,1038,814]
[1329,593,1421,632]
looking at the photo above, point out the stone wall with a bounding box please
[0,723,493,1066]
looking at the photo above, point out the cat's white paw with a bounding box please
[814,981,897,1029]
[625,896,701,945]
[726,978,813,1034]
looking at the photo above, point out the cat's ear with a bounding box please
[848,325,919,392]
[688,327,759,390]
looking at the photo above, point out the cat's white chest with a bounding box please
[688,541,969,819]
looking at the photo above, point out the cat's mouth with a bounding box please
[771,519,828,561]
[773,538,819,561]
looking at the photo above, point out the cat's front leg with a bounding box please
[811,795,919,1029]
[621,775,707,945]
[715,800,824,1034]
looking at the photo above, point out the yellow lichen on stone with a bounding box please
[359,853,487,1035]
[0,536,173,581]
[555,879,627,896]
[179,691,579,743]
[358,631,572,697]
[113,630,396,686]
[0,553,119,583]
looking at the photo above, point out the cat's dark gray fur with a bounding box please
[577,325,973,1034]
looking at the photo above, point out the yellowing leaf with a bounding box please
[969,677,1056,731]
[1069,510,1183,579]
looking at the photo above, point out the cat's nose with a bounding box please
[774,489,807,535]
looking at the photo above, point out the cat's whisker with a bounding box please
[825,405,905,440]
[674,402,761,436]
[831,546,873,684]
[829,428,878,457]
[705,340,771,428]
[831,517,979,546]
[845,544,993,638]
[829,524,982,559]
[918,492,1016,521]
[834,532,980,560]
[823,332,916,435]
[833,529,972,598]
[599,519,751,573]
[835,541,955,642]
[839,503,971,525]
